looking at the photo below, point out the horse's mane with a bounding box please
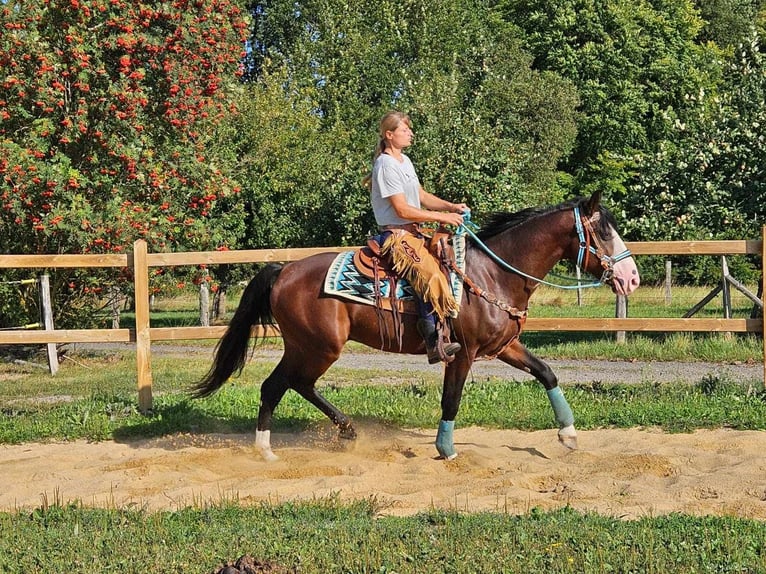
[476,197,617,240]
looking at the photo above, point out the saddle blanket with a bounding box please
[323,235,466,314]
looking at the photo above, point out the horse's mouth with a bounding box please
[610,275,640,296]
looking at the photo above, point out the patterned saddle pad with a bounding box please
[323,235,466,314]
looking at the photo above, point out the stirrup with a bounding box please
[417,318,460,364]
[427,341,461,365]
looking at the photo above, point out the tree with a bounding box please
[619,33,766,283]
[236,0,580,249]
[0,0,248,326]
[500,0,724,172]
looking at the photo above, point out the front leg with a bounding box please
[436,355,472,460]
[497,340,578,450]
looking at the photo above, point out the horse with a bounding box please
[192,191,640,460]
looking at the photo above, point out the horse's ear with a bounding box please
[585,190,602,215]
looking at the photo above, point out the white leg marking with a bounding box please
[255,430,279,462]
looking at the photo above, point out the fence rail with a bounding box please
[1,229,764,411]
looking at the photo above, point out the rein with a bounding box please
[457,207,632,291]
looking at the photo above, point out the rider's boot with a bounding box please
[416,319,461,364]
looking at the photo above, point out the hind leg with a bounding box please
[282,338,356,439]
[266,266,358,451]
[285,344,356,439]
[255,365,291,461]
[255,344,354,459]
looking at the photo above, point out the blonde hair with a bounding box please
[362,111,411,189]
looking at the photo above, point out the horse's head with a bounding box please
[577,191,640,296]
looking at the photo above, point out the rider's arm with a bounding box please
[388,193,464,227]
[419,186,468,215]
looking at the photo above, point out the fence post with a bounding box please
[721,256,732,340]
[199,281,210,326]
[37,274,59,375]
[132,239,153,413]
[615,294,627,344]
[664,260,672,305]
[213,286,227,321]
[109,286,121,329]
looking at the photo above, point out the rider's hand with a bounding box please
[441,212,464,227]
[453,203,469,214]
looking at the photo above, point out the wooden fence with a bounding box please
[1,229,764,412]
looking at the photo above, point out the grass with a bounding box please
[1,500,765,573]
[1,347,765,444]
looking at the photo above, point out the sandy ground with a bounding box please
[3,424,766,519]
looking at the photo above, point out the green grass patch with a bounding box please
[524,331,763,363]
[2,352,765,444]
[1,501,765,573]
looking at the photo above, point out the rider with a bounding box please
[363,111,469,364]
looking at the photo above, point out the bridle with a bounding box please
[573,206,632,285]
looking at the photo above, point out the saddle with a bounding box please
[352,229,456,283]
[352,237,393,280]
[351,227,459,359]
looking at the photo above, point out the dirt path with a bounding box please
[4,346,764,518]
[3,425,766,519]
[74,342,764,385]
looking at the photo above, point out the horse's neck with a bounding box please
[473,212,571,292]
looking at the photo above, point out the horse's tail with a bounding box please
[190,263,284,398]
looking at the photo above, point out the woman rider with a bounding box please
[363,111,469,364]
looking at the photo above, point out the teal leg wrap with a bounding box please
[435,420,457,459]
[546,386,575,429]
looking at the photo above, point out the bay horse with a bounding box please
[192,191,640,460]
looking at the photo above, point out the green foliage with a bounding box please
[619,32,766,282]
[0,276,37,329]
[0,0,249,325]
[228,66,368,247]
[502,0,724,172]
[236,0,580,246]
[696,0,766,47]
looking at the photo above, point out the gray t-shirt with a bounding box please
[370,153,421,227]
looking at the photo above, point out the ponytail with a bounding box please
[361,137,387,189]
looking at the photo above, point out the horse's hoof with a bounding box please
[558,425,578,450]
[435,420,457,460]
[435,441,458,460]
[339,425,357,440]
[255,430,279,461]
[258,447,280,462]
[558,435,578,450]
